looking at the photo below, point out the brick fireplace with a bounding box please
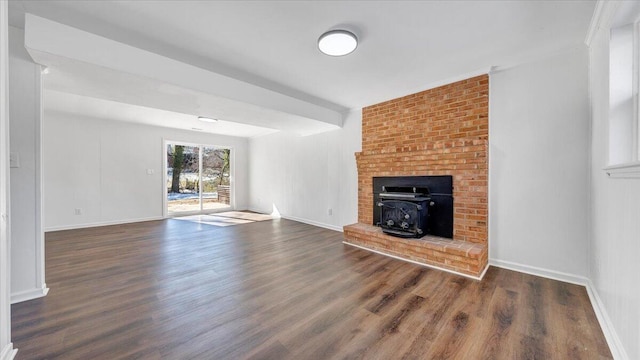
[343,75,489,278]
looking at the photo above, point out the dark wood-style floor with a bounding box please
[12,217,612,359]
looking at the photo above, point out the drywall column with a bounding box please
[9,26,47,304]
[0,1,18,359]
[489,46,590,279]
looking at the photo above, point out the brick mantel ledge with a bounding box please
[357,139,488,156]
[343,223,488,279]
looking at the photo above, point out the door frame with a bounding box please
[162,139,234,218]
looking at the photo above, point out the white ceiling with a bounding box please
[8,0,597,137]
[44,90,279,138]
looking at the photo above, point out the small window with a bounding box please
[606,18,640,178]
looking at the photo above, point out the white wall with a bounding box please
[9,26,46,304]
[43,112,249,230]
[589,18,640,360]
[0,2,18,358]
[248,109,361,230]
[489,46,590,279]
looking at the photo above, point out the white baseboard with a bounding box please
[490,258,627,359]
[247,206,272,216]
[345,241,489,281]
[11,283,49,304]
[585,279,629,360]
[280,214,343,232]
[489,258,588,286]
[0,344,17,360]
[247,207,344,232]
[45,216,164,232]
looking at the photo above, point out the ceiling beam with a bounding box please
[23,14,343,130]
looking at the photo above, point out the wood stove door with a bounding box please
[378,200,426,237]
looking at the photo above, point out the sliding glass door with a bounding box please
[166,142,232,215]
[202,147,231,210]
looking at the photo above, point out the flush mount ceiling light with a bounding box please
[318,29,358,56]
[198,116,218,123]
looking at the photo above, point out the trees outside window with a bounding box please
[166,143,232,214]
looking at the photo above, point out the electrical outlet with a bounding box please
[74,208,82,215]
[147,169,155,175]
[9,152,19,168]
[328,208,333,216]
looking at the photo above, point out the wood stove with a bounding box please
[373,176,453,239]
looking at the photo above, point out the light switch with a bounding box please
[9,153,19,168]
[147,169,155,175]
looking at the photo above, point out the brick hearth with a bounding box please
[344,223,487,277]
[343,75,489,278]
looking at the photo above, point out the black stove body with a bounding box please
[374,176,453,239]
[377,187,431,238]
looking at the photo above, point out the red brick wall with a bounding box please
[357,75,489,244]
[362,75,488,152]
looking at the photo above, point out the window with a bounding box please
[165,141,232,215]
[606,6,640,178]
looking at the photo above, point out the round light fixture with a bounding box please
[318,30,358,56]
[198,116,218,123]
